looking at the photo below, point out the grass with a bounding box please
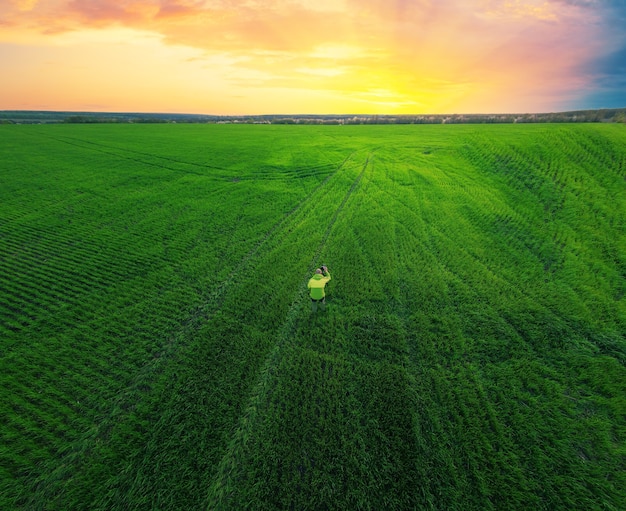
[0,123,625,510]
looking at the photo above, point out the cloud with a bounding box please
[548,0,626,108]
[0,1,599,56]
[1,0,623,113]
[13,0,40,11]
[577,44,626,108]
[587,46,626,77]
[66,0,149,28]
[156,0,206,18]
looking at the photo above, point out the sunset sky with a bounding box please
[1,0,625,115]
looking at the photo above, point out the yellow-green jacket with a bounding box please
[307,271,331,300]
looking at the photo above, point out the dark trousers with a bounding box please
[311,296,326,312]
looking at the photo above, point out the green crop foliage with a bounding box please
[0,123,624,510]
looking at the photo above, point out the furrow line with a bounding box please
[309,153,372,267]
[187,150,362,325]
[206,153,372,507]
[38,150,365,480]
[44,134,231,176]
[0,228,146,280]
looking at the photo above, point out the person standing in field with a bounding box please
[308,265,331,313]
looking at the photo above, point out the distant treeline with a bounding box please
[1,108,625,125]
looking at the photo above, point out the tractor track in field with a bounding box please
[368,164,577,353]
[47,150,367,454]
[14,141,373,506]
[40,134,339,182]
[310,153,373,267]
[206,152,374,505]
[187,149,365,325]
[9,125,626,510]
[40,134,232,177]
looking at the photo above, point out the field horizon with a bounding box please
[2,106,626,125]
[1,123,625,510]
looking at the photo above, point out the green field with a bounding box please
[1,123,625,510]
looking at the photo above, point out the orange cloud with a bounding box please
[0,0,618,114]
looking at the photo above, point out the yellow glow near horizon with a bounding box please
[0,0,621,114]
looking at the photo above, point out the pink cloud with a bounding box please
[0,0,618,113]
[67,0,138,24]
[156,0,207,19]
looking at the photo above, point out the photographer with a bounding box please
[307,265,331,313]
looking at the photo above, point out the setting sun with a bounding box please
[1,0,625,114]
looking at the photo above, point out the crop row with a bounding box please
[459,127,624,323]
[2,128,371,509]
[1,124,624,510]
[374,144,622,506]
[46,126,346,186]
[139,152,375,509]
[212,126,625,508]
